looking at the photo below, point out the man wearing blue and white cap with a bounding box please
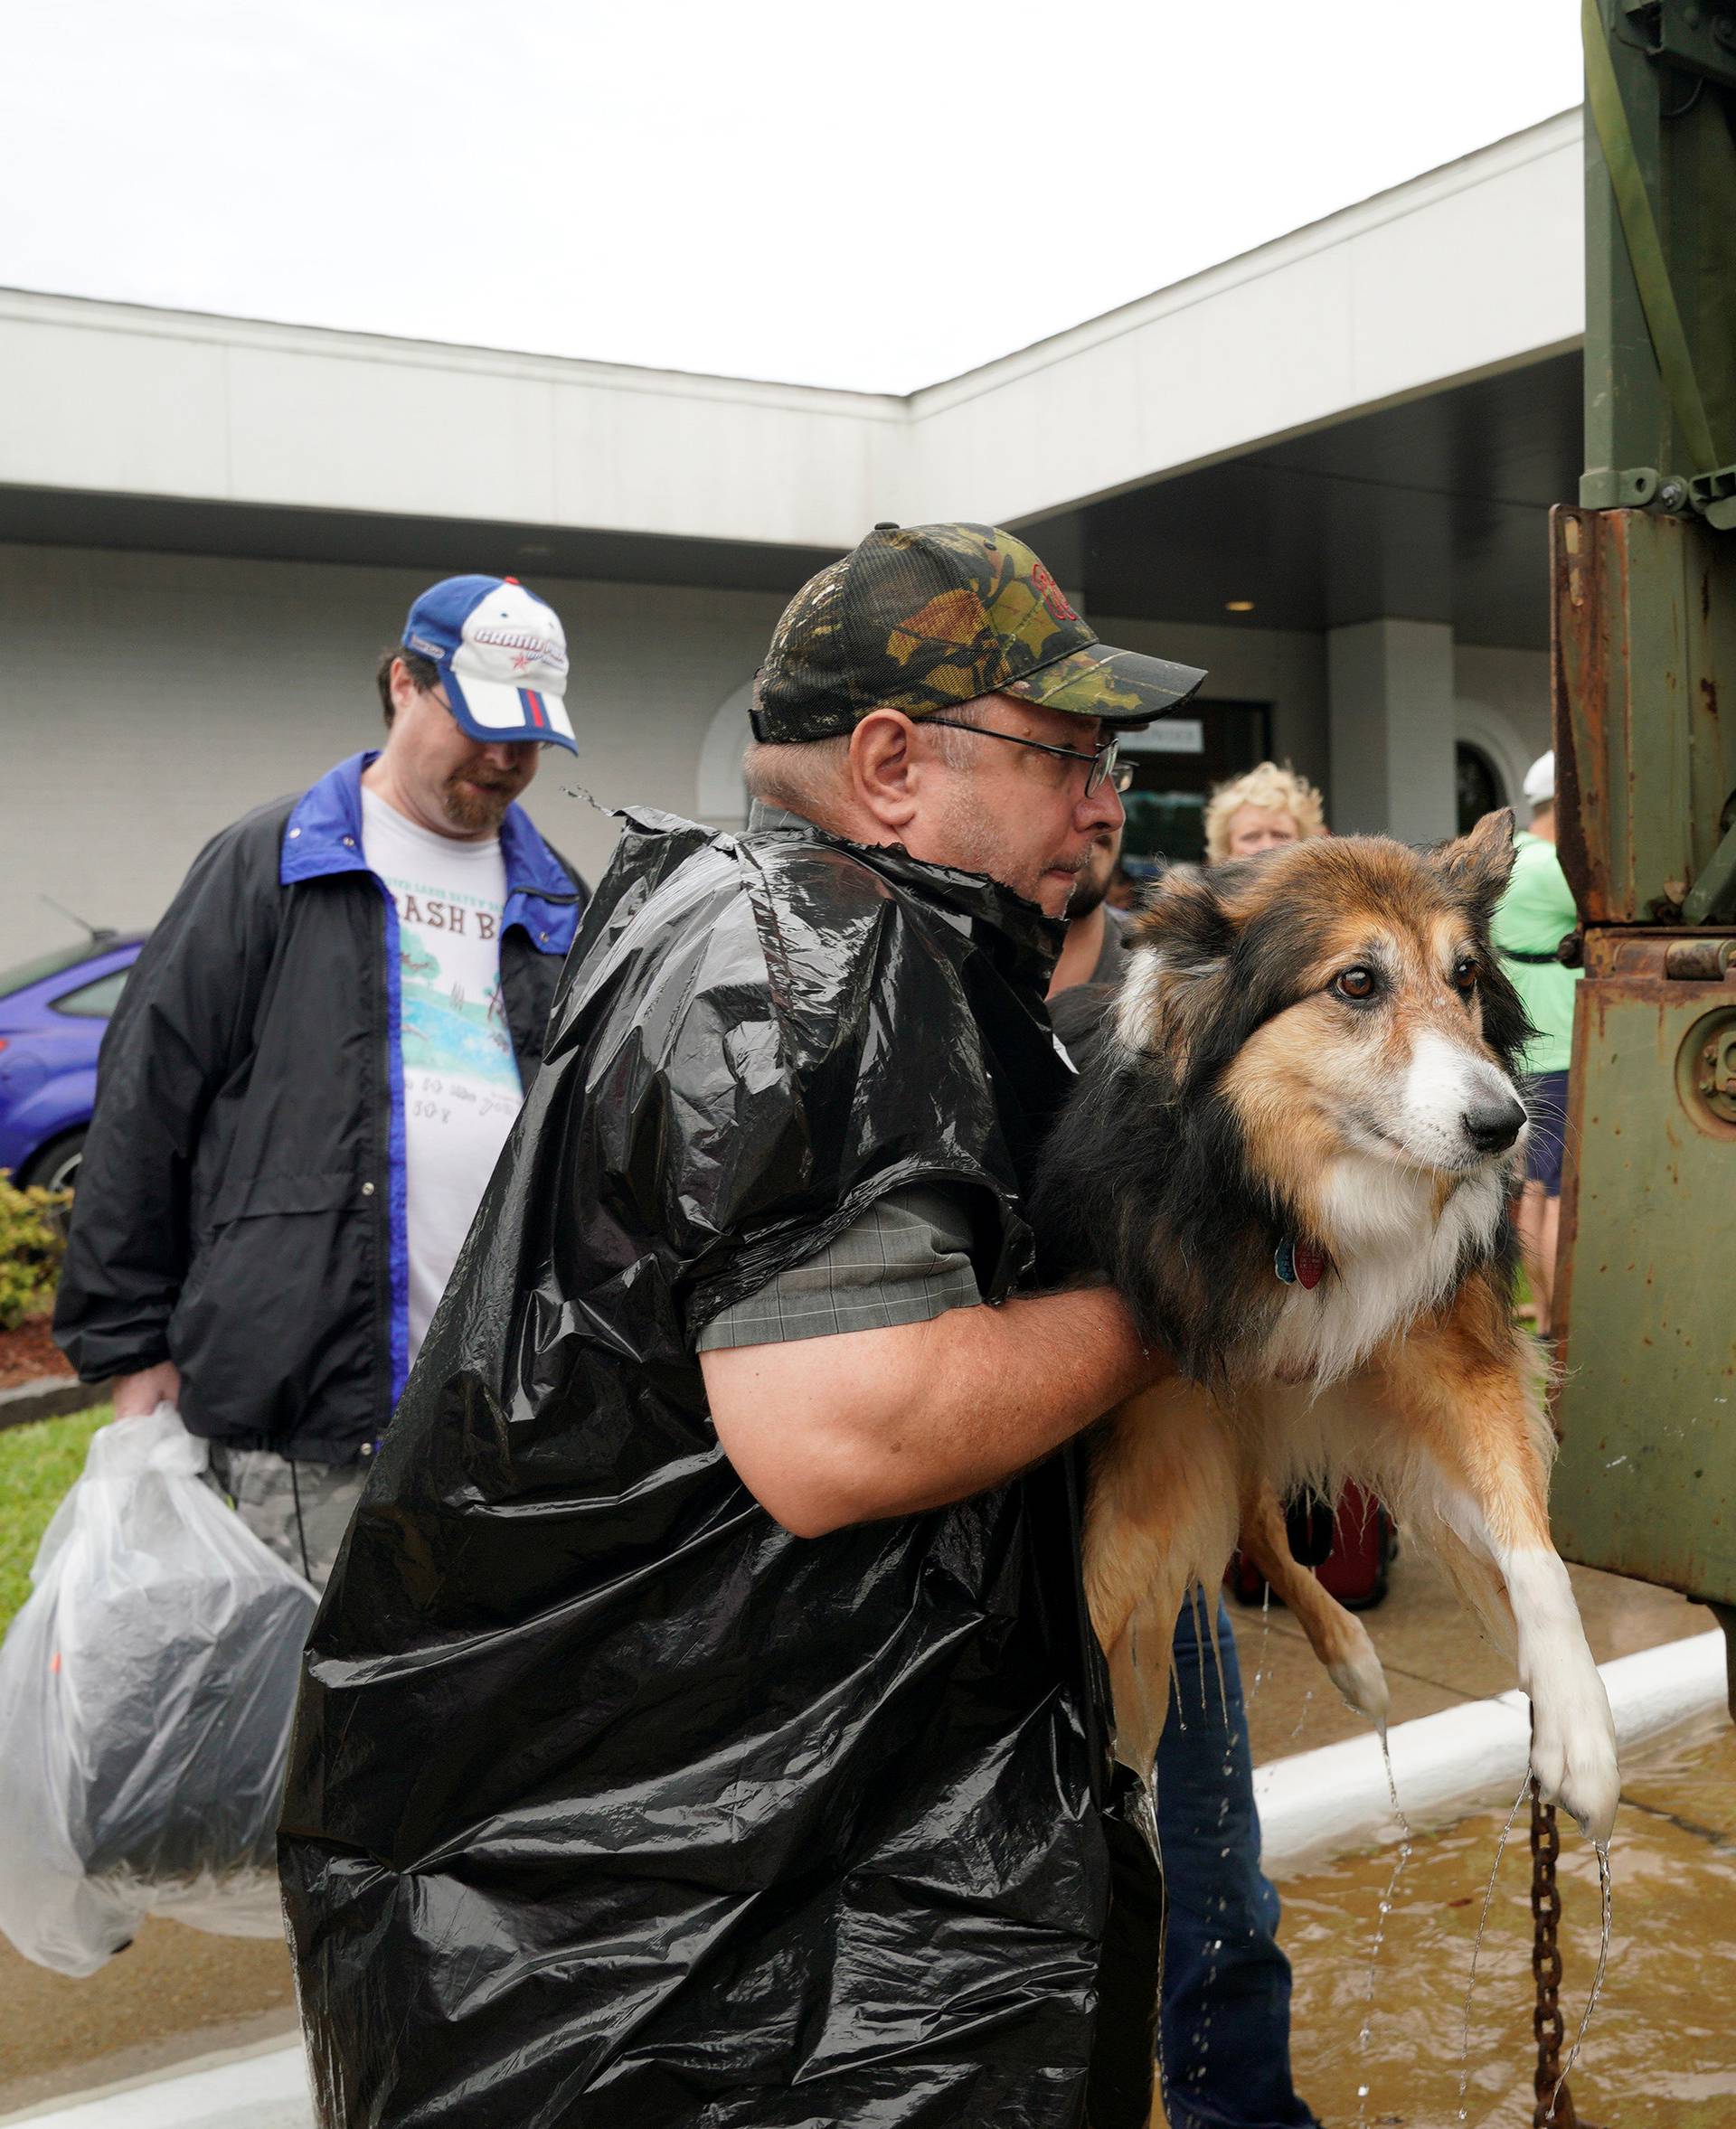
[57,577,587,1587]
[394,572,578,770]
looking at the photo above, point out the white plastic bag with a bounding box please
[0,1407,318,1974]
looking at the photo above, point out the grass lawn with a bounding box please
[0,1405,109,1637]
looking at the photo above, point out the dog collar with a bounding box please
[1275,1236,1327,1290]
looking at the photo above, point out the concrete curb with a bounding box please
[0,2036,311,2129]
[0,1377,103,1434]
[5,1629,1724,2129]
[1255,1625,1730,1876]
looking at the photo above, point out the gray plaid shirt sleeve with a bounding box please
[694,1184,982,1352]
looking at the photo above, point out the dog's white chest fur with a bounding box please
[1260,1156,1506,1382]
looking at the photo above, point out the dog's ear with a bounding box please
[1121,866,1239,1073]
[1127,864,1235,969]
[1434,807,1515,923]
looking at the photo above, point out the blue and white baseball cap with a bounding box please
[401,575,577,753]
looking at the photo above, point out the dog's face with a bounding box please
[1115,811,1533,1196]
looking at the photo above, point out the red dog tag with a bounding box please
[1293,1240,1326,1290]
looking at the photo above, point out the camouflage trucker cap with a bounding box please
[751,521,1208,742]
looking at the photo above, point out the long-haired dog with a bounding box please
[1034,810,1619,1844]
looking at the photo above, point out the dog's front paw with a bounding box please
[1530,1665,1619,1846]
[1326,1616,1391,1734]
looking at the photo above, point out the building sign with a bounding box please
[1129,718,1204,754]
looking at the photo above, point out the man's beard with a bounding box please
[440,774,518,834]
[1065,837,1118,920]
[1066,871,1109,921]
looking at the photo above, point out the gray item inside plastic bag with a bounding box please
[0,1407,317,1975]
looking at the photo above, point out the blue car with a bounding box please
[0,935,146,1192]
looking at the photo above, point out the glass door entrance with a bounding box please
[1118,700,1273,877]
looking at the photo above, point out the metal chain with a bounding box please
[1530,1788,1601,2129]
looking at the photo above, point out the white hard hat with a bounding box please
[1522,750,1554,807]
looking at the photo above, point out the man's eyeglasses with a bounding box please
[922,718,1134,796]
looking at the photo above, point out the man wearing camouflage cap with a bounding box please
[282,523,1208,2129]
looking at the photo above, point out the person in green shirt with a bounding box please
[1489,750,1581,1335]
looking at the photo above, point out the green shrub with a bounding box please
[0,1172,71,1333]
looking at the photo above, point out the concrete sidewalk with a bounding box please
[0,2040,311,2129]
[1235,1544,1715,1768]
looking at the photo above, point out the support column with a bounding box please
[1326,618,1457,843]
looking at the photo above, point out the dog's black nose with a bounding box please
[1462,1092,1527,1154]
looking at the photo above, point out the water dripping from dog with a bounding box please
[1456,1771,1533,2120]
[1449,1780,1615,2123]
[1185,1929,1225,2101]
[1352,1734,1414,2126]
[1245,1583,1274,1713]
[1548,1840,1613,2121]
[1184,1704,1245,2102]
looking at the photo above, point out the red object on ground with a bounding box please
[1226,1482,1395,1612]
[1311,1483,1393,1607]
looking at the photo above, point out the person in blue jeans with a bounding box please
[1048,834,1319,2128]
[1158,1594,1318,2129]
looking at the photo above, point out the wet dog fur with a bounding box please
[1033,811,1619,1843]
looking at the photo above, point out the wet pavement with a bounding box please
[1165,1550,1730,2129]
[0,1545,1724,2119]
[0,1921,297,2115]
[1277,1711,1736,2128]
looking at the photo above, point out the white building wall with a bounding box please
[1454,643,1552,810]
[0,543,783,962]
[1327,619,1458,843]
[0,536,1556,967]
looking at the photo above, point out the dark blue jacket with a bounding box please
[55,754,585,1460]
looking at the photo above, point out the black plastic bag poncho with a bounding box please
[280,808,1160,2129]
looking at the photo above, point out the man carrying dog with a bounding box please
[281,524,1207,2127]
[54,576,586,1587]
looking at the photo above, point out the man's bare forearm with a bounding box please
[702,1287,1165,1537]
[858,1287,1156,1515]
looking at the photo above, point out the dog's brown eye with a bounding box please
[1452,956,1478,994]
[1335,967,1376,1001]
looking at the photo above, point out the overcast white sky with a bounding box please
[0,1,1580,394]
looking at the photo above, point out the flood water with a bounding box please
[1276,1710,1736,2128]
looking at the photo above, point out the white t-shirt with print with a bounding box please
[361,788,523,1363]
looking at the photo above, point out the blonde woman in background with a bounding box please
[1204,760,1327,864]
